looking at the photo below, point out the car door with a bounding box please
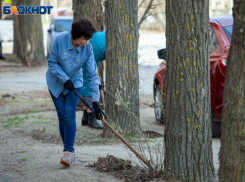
[209,22,229,118]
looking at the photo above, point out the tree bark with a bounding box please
[104,0,140,137]
[164,0,214,181]
[72,0,103,31]
[219,1,245,181]
[13,0,45,66]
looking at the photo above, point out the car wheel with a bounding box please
[154,84,165,124]
[212,121,221,138]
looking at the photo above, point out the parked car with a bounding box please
[153,16,233,137]
[46,16,73,57]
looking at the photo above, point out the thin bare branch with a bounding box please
[150,12,165,16]
[138,0,154,28]
[138,0,147,9]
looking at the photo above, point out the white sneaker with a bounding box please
[60,152,75,167]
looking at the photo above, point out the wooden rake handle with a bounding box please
[101,118,149,167]
[73,89,149,167]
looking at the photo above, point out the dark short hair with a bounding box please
[71,18,97,40]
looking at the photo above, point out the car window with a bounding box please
[54,20,73,32]
[222,26,232,42]
[210,28,218,53]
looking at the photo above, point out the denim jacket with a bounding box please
[46,31,100,102]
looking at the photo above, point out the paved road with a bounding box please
[139,65,159,95]
[0,63,158,95]
[0,66,47,94]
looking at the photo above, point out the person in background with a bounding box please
[80,31,105,129]
[46,18,103,167]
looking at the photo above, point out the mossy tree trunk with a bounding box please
[219,1,245,181]
[104,0,140,137]
[72,0,103,31]
[164,0,215,181]
[13,0,45,66]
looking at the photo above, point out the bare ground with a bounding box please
[0,61,165,182]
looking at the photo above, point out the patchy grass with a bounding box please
[21,158,27,161]
[14,118,25,128]
[97,139,104,143]
[110,137,118,141]
[125,135,138,141]
[1,114,49,129]
[32,110,40,113]
[2,116,24,128]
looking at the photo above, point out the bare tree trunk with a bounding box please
[164,0,214,181]
[13,0,45,66]
[219,1,245,181]
[72,0,103,31]
[104,0,140,137]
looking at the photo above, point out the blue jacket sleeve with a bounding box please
[85,47,100,102]
[47,38,70,83]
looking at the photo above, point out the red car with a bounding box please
[153,16,233,137]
